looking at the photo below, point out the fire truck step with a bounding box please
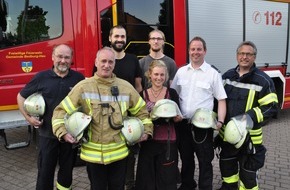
[2,126,32,150]
[5,141,30,150]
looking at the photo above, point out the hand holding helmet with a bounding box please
[24,93,46,128]
[64,112,92,142]
[121,117,144,145]
[224,114,253,148]
[173,115,183,123]
[62,133,78,144]
[150,99,183,120]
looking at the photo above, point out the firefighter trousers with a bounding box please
[219,142,266,190]
[36,136,77,190]
[86,158,127,190]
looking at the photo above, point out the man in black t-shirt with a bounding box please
[92,26,142,94]
[17,44,85,190]
[109,25,142,190]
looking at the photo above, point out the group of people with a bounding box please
[17,25,278,190]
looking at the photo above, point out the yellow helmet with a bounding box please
[121,117,144,145]
[224,114,253,148]
[24,93,46,116]
[151,99,182,120]
[191,108,217,129]
[65,112,92,141]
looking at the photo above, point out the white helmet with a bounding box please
[121,117,144,145]
[24,93,46,116]
[224,114,253,148]
[151,99,182,120]
[65,112,92,141]
[191,108,217,129]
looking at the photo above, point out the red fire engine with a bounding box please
[0,0,290,148]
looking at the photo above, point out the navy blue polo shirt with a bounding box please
[20,68,84,138]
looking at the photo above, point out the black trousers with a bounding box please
[87,158,127,190]
[125,144,140,189]
[177,120,214,190]
[135,140,178,190]
[36,136,77,190]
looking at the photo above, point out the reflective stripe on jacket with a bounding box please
[220,65,278,145]
[52,74,153,164]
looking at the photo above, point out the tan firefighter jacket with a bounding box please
[52,74,153,164]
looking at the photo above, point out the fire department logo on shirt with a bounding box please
[21,61,33,73]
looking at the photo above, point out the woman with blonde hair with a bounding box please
[135,60,182,190]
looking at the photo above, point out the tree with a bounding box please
[16,4,50,43]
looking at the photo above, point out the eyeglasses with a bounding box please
[149,37,164,41]
[237,52,255,57]
[54,54,71,60]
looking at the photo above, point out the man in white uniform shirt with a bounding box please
[171,36,227,190]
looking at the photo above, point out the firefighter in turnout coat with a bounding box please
[218,41,278,190]
[52,47,153,190]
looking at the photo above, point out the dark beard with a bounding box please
[111,42,125,52]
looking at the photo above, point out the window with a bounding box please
[100,0,174,59]
[0,0,62,49]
